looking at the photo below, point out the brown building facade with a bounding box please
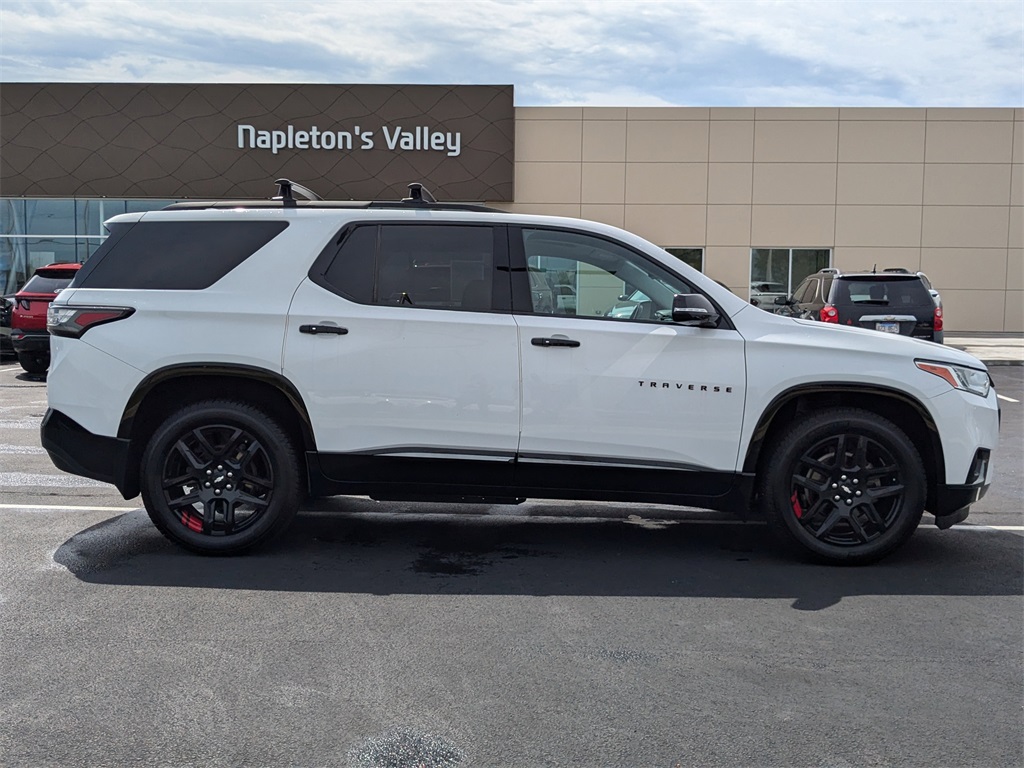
[1,84,1020,331]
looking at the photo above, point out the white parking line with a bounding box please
[0,503,138,512]
[0,472,109,488]
[997,394,1019,403]
[0,444,47,455]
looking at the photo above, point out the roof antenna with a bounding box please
[273,179,323,207]
[872,263,877,274]
[405,182,436,204]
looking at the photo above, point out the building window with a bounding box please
[0,198,179,294]
[750,248,830,309]
[664,247,703,273]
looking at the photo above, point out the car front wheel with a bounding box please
[760,407,926,564]
[140,400,301,555]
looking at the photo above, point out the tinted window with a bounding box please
[320,224,499,311]
[74,221,288,290]
[793,278,816,303]
[835,278,932,307]
[21,272,77,294]
[321,226,377,303]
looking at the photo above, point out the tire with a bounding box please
[140,400,301,555]
[18,351,48,374]
[759,407,925,565]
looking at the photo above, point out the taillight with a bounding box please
[819,305,839,323]
[933,306,943,332]
[47,305,134,338]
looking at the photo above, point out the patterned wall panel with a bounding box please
[0,83,515,201]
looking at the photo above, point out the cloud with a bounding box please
[0,0,1020,106]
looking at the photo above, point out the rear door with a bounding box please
[284,221,521,490]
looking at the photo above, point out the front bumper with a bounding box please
[931,481,989,528]
[41,408,138,499]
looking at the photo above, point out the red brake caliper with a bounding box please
[181,511,204,532]
[790,490,803,519]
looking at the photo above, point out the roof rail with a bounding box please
[273,178,323,207]
[404,182,436,204]
[367,181,500,212]
[819,267,841,274]
[163,179,502,213]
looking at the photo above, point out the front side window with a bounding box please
[519,228,696,322]
[319,223,503,311]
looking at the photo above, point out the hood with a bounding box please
[733,304,986,370]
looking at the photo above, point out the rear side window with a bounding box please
[793,278,816,303]
[73,220,288,290]
[315,223,507,311]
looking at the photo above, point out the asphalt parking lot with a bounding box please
[1,359,1021,767]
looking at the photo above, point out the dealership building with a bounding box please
[1,83,1020,331]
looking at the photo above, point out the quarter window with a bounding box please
[73,220,288,290]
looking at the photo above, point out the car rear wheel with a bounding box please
[17,351,48,374]
[760,407,925,565]
[140,400,301,555]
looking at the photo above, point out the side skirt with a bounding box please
[307,451,755,516]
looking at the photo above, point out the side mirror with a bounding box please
[774,296,795,306]
[671,294,720,327]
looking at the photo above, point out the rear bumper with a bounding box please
[40,408,138,499]
[11,329,50,354]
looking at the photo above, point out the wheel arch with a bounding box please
[117,364,316,498]
[743,383,946,513]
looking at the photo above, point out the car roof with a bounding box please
[835,273,921,281]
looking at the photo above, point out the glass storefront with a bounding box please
[0,198,178,294]
[749,248,830,309]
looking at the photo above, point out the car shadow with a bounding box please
[53,502,1023,611]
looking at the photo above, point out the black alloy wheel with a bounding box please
[141,400,301,554]
[761,407,925,564]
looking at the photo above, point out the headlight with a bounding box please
[916,360,991,398]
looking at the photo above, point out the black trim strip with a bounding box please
[517,451,708,473]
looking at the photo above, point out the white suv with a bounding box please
[42,182,999,564]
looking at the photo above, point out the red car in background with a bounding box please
[10,263,82,374]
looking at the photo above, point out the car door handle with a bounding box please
[531,337,580,348]
[299,324,348,335]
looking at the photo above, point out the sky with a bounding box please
[0,0,1021,107]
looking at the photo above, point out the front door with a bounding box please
[510,226,747,497]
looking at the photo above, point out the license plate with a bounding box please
[875,321,900,334]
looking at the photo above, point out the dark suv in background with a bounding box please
[787,268,943,344]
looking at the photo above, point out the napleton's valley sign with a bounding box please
[0,84,515,201]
